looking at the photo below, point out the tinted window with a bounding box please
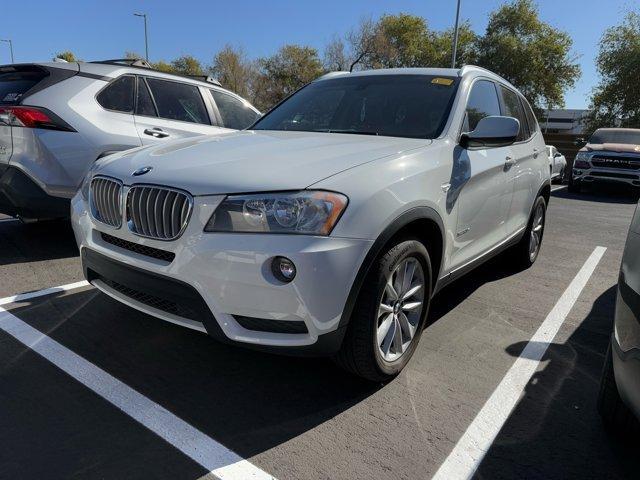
[211,90,259,129]
[500,86,528,141]
[97,76,135,113]
[590,129,640,145]
[136,78,157,117]
[252,75,460,139]
[463,80,501,133]
[0,69,47,105]
[146,78,209,124]
[521,96,538,135]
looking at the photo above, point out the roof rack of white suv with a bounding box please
[89,58,223,87]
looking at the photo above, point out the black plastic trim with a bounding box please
[0,166,69,218]
[337,206,445,331]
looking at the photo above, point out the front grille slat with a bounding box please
[90,177,122,228]
[126,185,192,241]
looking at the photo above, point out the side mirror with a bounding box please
[460,116,520,149]
[573,137,586,147]
[554,152,562,158]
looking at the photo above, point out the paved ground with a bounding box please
[0,186,639,479]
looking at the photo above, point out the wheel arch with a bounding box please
[337,206,445,330]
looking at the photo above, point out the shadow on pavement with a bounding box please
[553,184,640,204]
[0,218,78,266]
[474,286,640,479]
[4,289,380,471]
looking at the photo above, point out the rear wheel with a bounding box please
[510,196,546,268]
[335,238,432,382]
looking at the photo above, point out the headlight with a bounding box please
[205,190,348,235]
[574,152,591,169]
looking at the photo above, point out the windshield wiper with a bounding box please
[314,129,379,136]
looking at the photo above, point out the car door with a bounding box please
[133,77,227,145]
[499,86,539,235]
[451,79,515,269]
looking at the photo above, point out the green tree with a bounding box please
[475,0,580,111]
[210,45,256,97]
[587,12,640,130]
[430,21,477,68]
[54,51,78,62]
[254,44,323,110]
[170,55,204,76]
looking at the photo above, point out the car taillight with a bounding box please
[574,159,590,169]
[0,106,75,132]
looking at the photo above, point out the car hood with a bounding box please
[97,130,428,195]
[583,143,640,154]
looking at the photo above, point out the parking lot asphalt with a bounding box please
[1,186,639,480]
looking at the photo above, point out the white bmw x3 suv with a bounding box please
[0,59,259,220]
[72,66,550,381]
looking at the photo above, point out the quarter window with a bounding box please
[97,76,135,113]
[463,80,501,133]
[145,78,209,124]
[210,90,259,129]
[500,86,529,141]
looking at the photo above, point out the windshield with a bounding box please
[252,74,460,139]
[590,129,640,145]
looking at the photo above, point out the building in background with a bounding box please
[540,109,590,167]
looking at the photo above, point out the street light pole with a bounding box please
[133,13,149,61]
[451,0,461,68]
[1,39,14,63]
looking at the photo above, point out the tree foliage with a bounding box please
[253,45,323,111]
[169,55,204,76]
[474,0,580,111]
[210,45,256,98]
[587,12,640,130]
[55,51,78,62]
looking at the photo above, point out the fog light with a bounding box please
[272,256,296,282]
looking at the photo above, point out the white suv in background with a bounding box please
[72,66,550,381]
[0,59,260,220]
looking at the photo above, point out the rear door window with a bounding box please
[500,86,529,142]
[463,79,501,133]
[135,77,157,117]
[97,75,135,113]
[210,90,259,129]
[145,78,210,124]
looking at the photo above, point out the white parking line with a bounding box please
[551,185,566,192]
[432,245,606,480]
[0,285,275,480]
[0,280,90,307]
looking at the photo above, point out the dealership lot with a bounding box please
[1,187,639,479]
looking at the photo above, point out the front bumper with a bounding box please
[572,167,640,188]
[71,192,373,355]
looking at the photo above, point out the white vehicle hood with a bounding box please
[97,130,428,195]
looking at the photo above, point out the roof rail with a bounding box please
[89,58,223,87]
[90,58,153,68]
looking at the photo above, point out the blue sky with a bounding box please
[1,0,636,108]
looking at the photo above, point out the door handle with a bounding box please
[533,148,539,158]
[144,128,170,138]
[505,156,516,166]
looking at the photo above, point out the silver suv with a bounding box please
[0,59,260,220]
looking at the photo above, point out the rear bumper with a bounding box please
[0,165,70,218]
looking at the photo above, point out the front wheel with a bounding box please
[510,196,546,268]
[335,239,432,382]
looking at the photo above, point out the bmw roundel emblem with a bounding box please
[132,166,153,176]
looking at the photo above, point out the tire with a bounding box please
[510,196,546,268]
[597,341,640,437]
[568,177,581,193]
[335,238,432,382]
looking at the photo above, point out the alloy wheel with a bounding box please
[529,203,545,262]
[376,257,425,362]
